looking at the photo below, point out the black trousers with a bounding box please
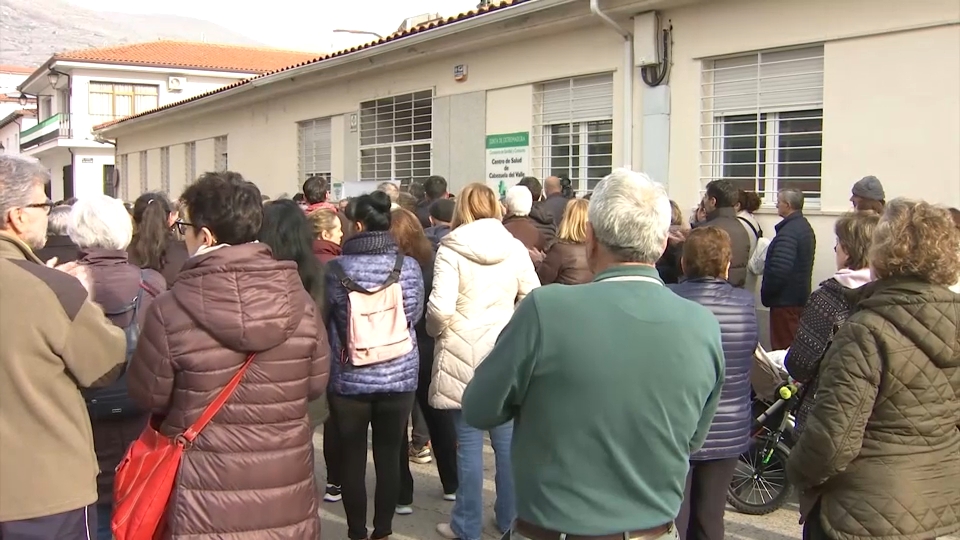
[323,416,342,486]
[330,391,415,540]
[676,458,738,540]
[0,505,97,540]
[803,501,833,540]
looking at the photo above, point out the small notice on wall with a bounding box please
[485,132,529,194]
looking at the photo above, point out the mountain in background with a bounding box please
[0,0,265,67]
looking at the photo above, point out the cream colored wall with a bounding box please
[112,23,629,195]
[169,143,186,198]
[196,138,215,176]
[146,149,160,193]
[486,85,533,135]
[663,0,960,290]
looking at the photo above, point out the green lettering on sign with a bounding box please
[485,132,529,149]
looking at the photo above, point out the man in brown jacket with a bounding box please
[698,179,751,288]
[0,155,127,539]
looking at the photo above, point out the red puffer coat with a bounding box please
[128,243,330,539]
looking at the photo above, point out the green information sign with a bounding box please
[485,131,531,189]
[485,132,530,149]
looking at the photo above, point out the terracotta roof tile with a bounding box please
[55,41,321,74]
[0,65,36,74]
[96,0,530,131]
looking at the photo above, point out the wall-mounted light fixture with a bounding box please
[18,94,28,107]
[47,70,65,88]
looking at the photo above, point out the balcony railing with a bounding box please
[21,113,72,151]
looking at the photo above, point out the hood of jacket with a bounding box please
[440,218,516,265]
[313,239,341,259]
[305,201,338,213]
[529,204,553,227]
[171,242,306,353]
[853,277,960,370]
[832,267,873,289]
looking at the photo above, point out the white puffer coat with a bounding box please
[427,218,540,409]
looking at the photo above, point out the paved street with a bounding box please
[312,433,809,540]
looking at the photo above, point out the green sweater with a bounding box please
[462,265,724,535]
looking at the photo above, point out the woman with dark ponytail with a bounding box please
[127,192,189,286]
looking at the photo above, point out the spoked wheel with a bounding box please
[727,437,793,515]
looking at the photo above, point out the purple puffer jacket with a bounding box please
[325,231,425,395]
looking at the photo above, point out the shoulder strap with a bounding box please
[102,270,161,317]
[334,253,405,295]
[180,353,256,445]
[738,216,761,240]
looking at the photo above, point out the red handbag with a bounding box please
[112,353,256,540]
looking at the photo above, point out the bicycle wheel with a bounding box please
[727,437,793,515]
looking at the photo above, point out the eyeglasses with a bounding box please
[172,219,194,235]
[23,201,55,215]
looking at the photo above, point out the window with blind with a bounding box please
[160,147,170,194]
[533,74,614,194]
[700,46,824,203]
[185,142,196,183]
[299,117,332,180]
[359,90,432,184]
[139,151,148,193]
[88,83,159,123]
[214,136,228,171]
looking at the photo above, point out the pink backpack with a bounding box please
[329,254,413,366]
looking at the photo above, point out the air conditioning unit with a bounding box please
[167,77,185,91]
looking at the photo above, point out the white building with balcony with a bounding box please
[17,41,319,200]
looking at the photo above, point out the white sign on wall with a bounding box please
[485,132,530,196]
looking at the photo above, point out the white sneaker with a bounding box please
[442,492,456,502]
[436,522,460,539]
[395,505,413,515]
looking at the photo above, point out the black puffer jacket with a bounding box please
[669,277,758,460]
[761,212,816,308]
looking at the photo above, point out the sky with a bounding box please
[65,0,483,52]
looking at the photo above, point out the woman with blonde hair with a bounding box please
[536,198,593,285]
[306,208,343,265]
[428,182,540,540]
[787,199,960,540]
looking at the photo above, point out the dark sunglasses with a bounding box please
[172,219,194,235]
[23,200,55,215]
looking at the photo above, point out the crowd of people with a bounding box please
[1,151,959,540]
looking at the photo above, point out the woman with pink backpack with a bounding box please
[325,190,426,540]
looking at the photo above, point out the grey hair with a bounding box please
[377,181,400,202]
[504,185,532,217]
[47,206,72,236]
[68,194,134,250]
[779,188,805,211]
[588,168,672,264]
[0,155,51,228]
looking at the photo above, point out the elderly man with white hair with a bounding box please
[462,168,725,540]
[0,155,126,540]
[67,194,167,540]
[502,185,546,251]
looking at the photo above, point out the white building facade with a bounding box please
[96,0,960,291]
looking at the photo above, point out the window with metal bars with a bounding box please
[160,147,170,194]
[119,155,129,200]
[185,142,196,183]
[359,90,432,186]
[299,117,332,181]
[214,136,228,172]
[139,151,148,193]
[700,45,824,204]
[532,74,614,194]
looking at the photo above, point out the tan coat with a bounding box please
[786,278,960,540]
[128,243,330,539]
[0,233,127,521]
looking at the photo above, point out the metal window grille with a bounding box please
[185,142,196,182]
[119,154,129,200]
[214,136,228,171]
[532,73,614,195]
[139,151,148,194]
[298,117,333,180]
[359,90,433,188]
[160,147,170,194]
[700,45,824,205]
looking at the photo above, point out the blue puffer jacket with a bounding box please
[325,231,425,396]
[669,277,758,460]
[761,211,816,308]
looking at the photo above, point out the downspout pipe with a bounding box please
[590,0,633,169]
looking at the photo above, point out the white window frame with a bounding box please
[532,73,614,195]
[298,117,333,181]
[359,89,433,188]
[88,82,159,124]
[700,45,824,207]
[214,136,228,172]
